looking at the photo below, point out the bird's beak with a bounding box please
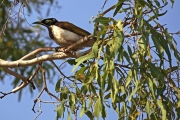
[32,21,42,25]
[32,21,49,28]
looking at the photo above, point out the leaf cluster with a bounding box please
[55,0,180,120]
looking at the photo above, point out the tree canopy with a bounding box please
[0,0,180,120]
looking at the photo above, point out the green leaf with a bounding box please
[72,51,95,72]
[127,45,135,62]
[113,21,124,57]
[119,102,127,117]
[101,103,106,119]
[158,10,167,17]
[151,29,164,59]
[97,68,102,87]
[92,41,99,57]
[151,26,172,65]
[105,73,112,92]
[128,80,144,101]
[170,0,174,7]
[67,59,77,66]
[89,84,97,95]
[157,99,167,120]
[148,11,167,21]
[128,68,144,101]
[81,85,88,94]
[80,106,85,118]
[123,48,131,63]
[125,69,132,87]
[138,35,147,56]
[157,84,166,97]
[147,77,156,100]
[158,38,171,65]
[113,0,125,17]
[176,107,180,118]
[85,111,93,119]
[75,66,87,81]
[119,85,126,94]
[56,101,65,119]
[148,62,163,79]
[80,101,86,117]
[69,101,75,114]
[111,78,119,103]
[87,98,93,109]
[170,86,180,99]
[70,93,76,104]
[117,46,123,62]
[67,110,72,120]
[94,98,101,118]
[55,78,62,92]
[165,29,173,49]
[146,100,150,114]
[163,66,179,74]
[60,92,68,101]
[94,16,111,25]
[116,20,123,31]
[96,25,107,39]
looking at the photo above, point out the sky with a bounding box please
[0,0,180,120]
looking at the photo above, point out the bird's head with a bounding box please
[33,18,58,28]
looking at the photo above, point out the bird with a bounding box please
[33,18,95,50]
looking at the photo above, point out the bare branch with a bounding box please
[20,47,56,60]
[0,52,72,68]
[32,88,45,113]
[32,63,62,119]
[11,65,40,93]
[34,99,42,120]
[3,67,28,83]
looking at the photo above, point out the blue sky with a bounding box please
[0,0,180,120]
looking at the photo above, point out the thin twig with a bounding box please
[101,4,116,16]
[50,60,73,81]
[40,64,61,102]
[32,88,44,113]
[34,99,42,120]
[0,91,13,99]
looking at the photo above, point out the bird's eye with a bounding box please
[45,20,51,23]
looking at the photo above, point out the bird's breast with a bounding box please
[49,25,83,47]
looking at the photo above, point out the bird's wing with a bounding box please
[55,22,91,37]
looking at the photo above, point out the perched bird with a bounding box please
[33,18,94,50]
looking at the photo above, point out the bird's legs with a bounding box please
[54,46,66,52]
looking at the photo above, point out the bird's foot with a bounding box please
[55,47,77,54]
[55,47,66,52]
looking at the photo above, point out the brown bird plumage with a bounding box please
[33,18,94,50]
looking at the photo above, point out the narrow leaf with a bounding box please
[94,98,101,118]
[56,101,65,118]
[126,69,132,87]
[157,100,167,120]
[72,52,95,72]
[113,0,125,17]
[55,78,62,92]
[94,16,111,25]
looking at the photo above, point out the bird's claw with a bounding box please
[55,47,67,53]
